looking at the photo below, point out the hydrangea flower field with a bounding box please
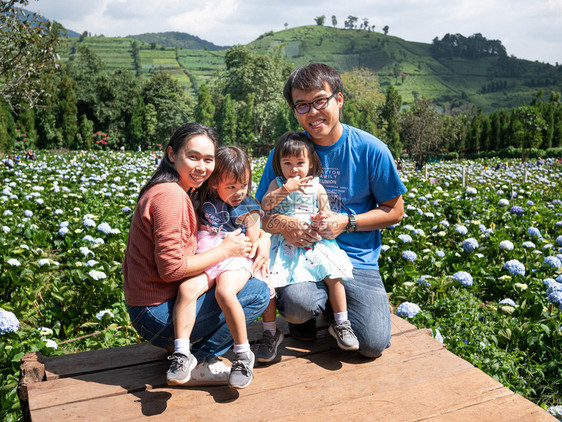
[0,151,560,419]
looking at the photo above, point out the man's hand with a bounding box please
[314,213,348,239]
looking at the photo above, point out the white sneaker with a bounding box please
[184,357,230,386]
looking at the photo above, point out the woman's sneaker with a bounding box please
[166,352,198,385]
[229,350,255,389]
[255,331,284,363]
[188,358,230,386]
[328,320,360,351]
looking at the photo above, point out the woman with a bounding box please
[123,123,270,385]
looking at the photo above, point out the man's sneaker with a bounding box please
[166,352,197,385]
[255,331,284,363]
[188,358,230,386]
[229,350,255,389]
[288,318,317,341]
[328,320,360,351]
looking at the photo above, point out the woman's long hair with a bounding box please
[137,122,219,202]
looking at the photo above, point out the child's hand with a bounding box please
[310,210,331,230]
[283,175,313,194]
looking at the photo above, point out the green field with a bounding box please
[57,26,562,113]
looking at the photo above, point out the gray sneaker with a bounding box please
[328,320,360,351]
[166,352,198,385]
[255,331,284,363]
[229,350,255,389]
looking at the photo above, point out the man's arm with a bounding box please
[315,195,404,239]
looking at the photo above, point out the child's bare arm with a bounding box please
[260,179,289,211]
[242,210,261,243]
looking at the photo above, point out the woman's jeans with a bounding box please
[127,277,270,363]
[276,268,391,358]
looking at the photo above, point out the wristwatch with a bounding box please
[345,214,357,233]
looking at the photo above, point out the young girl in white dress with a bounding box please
[255,131,359,363]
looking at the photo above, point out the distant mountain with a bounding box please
[17,8,79,37]
[127,31,228,51]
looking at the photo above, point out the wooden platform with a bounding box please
[19,315,555,421]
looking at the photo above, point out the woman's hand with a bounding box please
[250,230,271,275]
[221,228,252,258]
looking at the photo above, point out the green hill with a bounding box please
[57,25,562,112]
[128,31,228,51]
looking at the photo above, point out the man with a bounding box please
[255,63,406,358]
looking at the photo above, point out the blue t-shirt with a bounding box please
[256,124,407,269]
[200,196,262,233]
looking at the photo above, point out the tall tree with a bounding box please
[383,25,389,35]
[331,15,337,28]
[194,84,215,128]
[218,94,237,145]
[381,85,402,158]
[314,15,325,26]
[515,105,546,161]
[399,97,444,169]
[0,1,61,110]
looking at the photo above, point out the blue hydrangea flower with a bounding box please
[121,206,132,213]
[556,235,562,246]
[557,274,562,283]
[453,271,473,287]
[3,210,12,216]
[418,275,432,286]
[58,227,69,236]
[398,234,413,243]
[413,228,425,236]
[96,309,114,320]
[499,298,516,307]
[498,240,514,251]
[543,256,561,269]
[527,227,541,237]
[503,259,526,276]
[510,206,524,215]
[0,310,20,334]
[454,225,468,235]
[548,290,562,304]
[24,210,33,217]
[522,241,535,249]
[396,302,421,318]
[380,244,390,252]
[462,238,479,253]
[59,221,69,228]
[402,250,417,261]
[83,218,96,228]
[97,222,112,234]
[498,198,509,206]
[439,220,450,227]
[82,235,95,242]
[435,250,445,258]
[54,209,64,215]
[526,200,534,206]
[79,246,94,257]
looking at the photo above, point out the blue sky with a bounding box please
[25,0,562,65]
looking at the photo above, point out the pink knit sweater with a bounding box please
[123,182,198,306]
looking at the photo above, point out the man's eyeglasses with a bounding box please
[292,93,337,114]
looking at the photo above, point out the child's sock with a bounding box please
[233,340,251,355]
[263,321,277,336]
[174,338,191,356]
[334,311,348,326]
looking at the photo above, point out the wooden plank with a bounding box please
[421,391,557,422]
[30,331,446,419]
[44,342,168,380]
[42,314,416,380]
[30,346,476,421]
